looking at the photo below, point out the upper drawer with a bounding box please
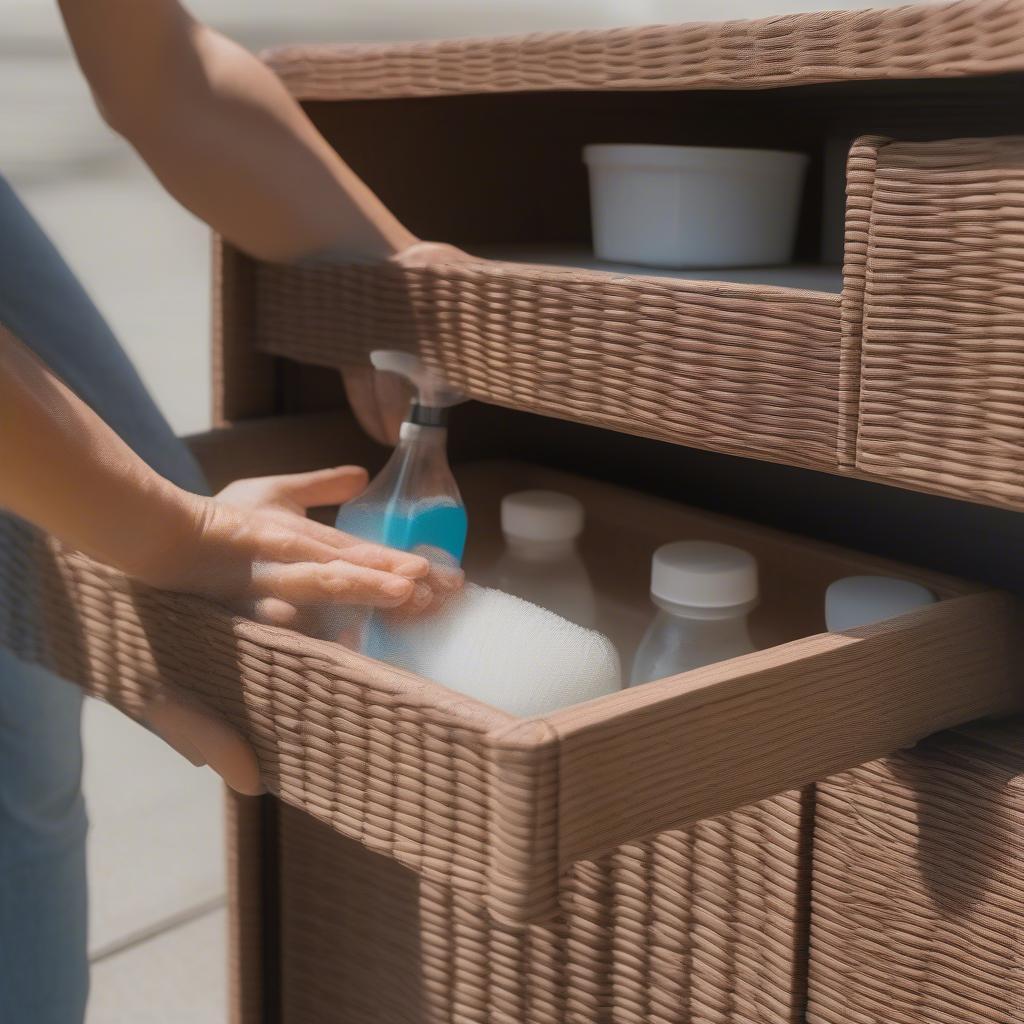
[252,256,840,472]
[3,414,1019,925]
[844,134,1024,511]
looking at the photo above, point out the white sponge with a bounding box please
[372,584,622,717]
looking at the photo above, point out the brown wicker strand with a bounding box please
[264,1,1024,102]
[253,258,842,473]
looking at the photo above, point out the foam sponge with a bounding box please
[373,584,622,717]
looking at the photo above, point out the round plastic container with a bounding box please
[583,144,809,269]
[825,576,936,633]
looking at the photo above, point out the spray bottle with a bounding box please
[331,350,466,651]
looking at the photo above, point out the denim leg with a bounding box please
[0,175,210,1023]
[0,651,88,1024]
[0,175,206,493]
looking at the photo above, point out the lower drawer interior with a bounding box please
[454,459,966,689]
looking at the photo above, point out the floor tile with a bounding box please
[83,701,226,957]
[87,908,228,1024]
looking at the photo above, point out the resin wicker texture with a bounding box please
[0,518,531,918]
[278,795,811,1024]
[809,719,1024,1024]
[845,135,1024,509]
[265,0,1024,101]
[252,258,841,472]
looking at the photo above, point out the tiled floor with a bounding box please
[87,909,228,1024]
[82,702,226,961]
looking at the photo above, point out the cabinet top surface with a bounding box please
[264,0,1024,102]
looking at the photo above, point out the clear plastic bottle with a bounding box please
[630,540,758,686]
[329,351,466,652]
[493,490,597,628]
[335,419,466,563]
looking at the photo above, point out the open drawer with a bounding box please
[2,411,1018,926]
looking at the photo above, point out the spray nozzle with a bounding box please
[370,350,464,413]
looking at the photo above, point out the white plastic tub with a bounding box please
[583,144,809,269]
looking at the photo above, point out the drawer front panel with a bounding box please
[278,794,810,1024]
[809,720,1024,1024]
[849,135,1024,509]
[252,258,841,472]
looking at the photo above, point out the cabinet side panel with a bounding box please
[213,236,279,425]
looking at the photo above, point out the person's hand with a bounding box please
[389,240,475,271]
[341,364,411,447]
[211,465,463,626]
[137,465,435,625]
[142,691,264,796]
[134,464,466,790]
[342,241,477,445]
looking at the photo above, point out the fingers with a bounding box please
[144,701,207,766]
[143,695,265,796]
[342,364,412,447]
[391,241,476,269]
[272,513,430,577]
[223,511,430,582]
[250,559,417,608]
[333,539,431,578]
[267,465,369,510]
[380,558,465,622]
[342,365,400,446]
[413,546,465,589]
[235,597,301,629]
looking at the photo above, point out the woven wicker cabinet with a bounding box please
[2,3,1024,1024]
[809,719,1024,1024]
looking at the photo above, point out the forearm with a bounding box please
[0,326,195,581]
[58,0,417,262]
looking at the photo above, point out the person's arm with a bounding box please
[57,0,416,263]
[59,0,475,440]
[0,326,432,608]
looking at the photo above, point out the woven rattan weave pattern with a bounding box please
[279,793,810,1024]
[252,258,842,472]
[847,135,1024,509]
[809,720,1024,1024]
[0,517,539,920]
[264,0,1024,102]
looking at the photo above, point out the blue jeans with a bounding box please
[0,175,206,1022]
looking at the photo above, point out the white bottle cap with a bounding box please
[651,541,758,609]
[501,490,585,543]
[825,576,936,632]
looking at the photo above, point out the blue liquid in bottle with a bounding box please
[376,501,468,564]
[332,418,467,655]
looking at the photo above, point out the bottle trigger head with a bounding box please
[370,350,464,411]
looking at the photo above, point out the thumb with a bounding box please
[272,465,369,511]
[145,695,265,797]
